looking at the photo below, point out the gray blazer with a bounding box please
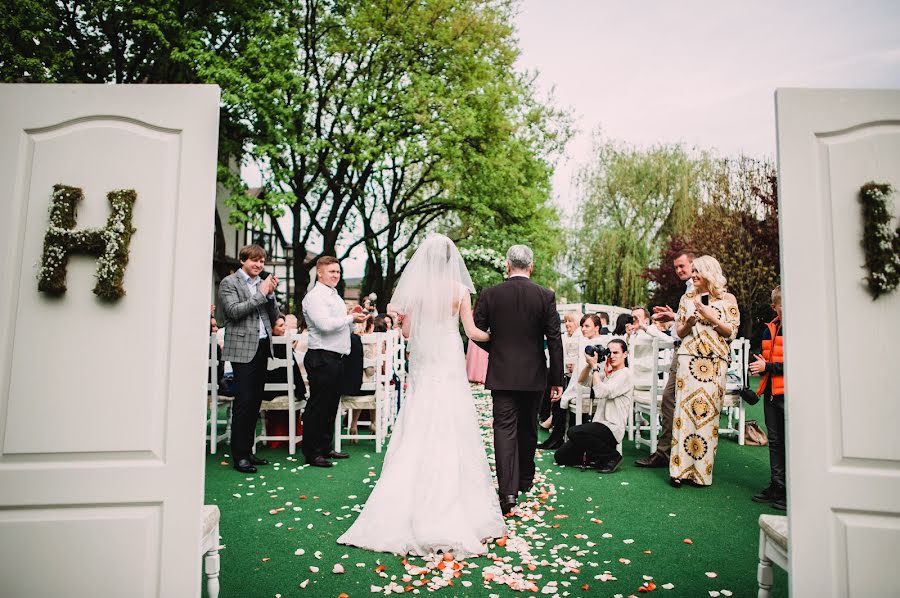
[218,272,281,363]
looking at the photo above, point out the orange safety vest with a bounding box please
[756,319,784,396]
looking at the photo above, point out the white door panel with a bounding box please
[775,88,900,596]
[0,84,219,597]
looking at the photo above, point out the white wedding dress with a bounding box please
[336,308,507,557]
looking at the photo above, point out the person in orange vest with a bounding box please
[749,285,786,511]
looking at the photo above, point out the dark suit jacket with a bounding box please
[473,276,563,392]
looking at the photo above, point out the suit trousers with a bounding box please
[492,389,541,496]
[302,349,344,460]
[654,357,679,458]
[763,395,786,490]
[231,339,270,460]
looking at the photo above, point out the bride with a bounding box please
[337,234,507,557]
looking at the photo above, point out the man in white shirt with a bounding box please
[635,250,695,468]
[301,256,369,467]
[554,339,633,473]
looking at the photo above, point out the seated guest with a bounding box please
[374,313,393,331]
[612,312,632,336]
[554,339,633,473]
[543,312,582,428]
[345,316,378,438]
[284,313,300,334]
[540,313,602,449]
[598,311,611,335]
[264,317,306,401]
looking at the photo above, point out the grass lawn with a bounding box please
[203,384,787,597]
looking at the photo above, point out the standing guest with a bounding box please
[218,245,282,474]
[301,256,369,468]
[669,256,739,487]
[554,339,633,473]
[635,250,695,468]
[750,285,786,511]
[612,312,632,336]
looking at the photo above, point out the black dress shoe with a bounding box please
[752,485,776,503]
[668,476,683,488]
[326,450,350,459]
[634,452,669,468]
[597,453,623,474]
[537,437,564,450]
[519,483,534,494]
[247,454,270,466]
[307,456,334,468]
[499,494,517,515]
[771,496,787,511]
[233,458,257,474]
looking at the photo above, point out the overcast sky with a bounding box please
[248,0,900,276]
[514,0,900,220]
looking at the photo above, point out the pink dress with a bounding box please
[465,339,489,383]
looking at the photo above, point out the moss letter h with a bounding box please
[37,184,137,301]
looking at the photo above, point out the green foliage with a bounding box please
[573,136,709,305]
[859,182,900,299]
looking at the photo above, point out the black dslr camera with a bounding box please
[584,344,610,360]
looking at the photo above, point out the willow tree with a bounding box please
[573,137,709,306]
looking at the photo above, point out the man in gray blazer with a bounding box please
[218,244,282,473]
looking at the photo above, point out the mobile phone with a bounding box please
[701,295,709,306]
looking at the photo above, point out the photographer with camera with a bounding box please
[554,339,633,473]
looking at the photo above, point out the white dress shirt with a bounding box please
[302,281,355,355]
[237,269,269,339]
[590,367,634,444]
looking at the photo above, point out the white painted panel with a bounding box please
[833,510,900,595]
[0,84,219,597]
[0,505,161,597]
[4,118,179,456]
[819,129,900,462]
[776,88,900,597]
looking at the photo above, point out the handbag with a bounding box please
[744,419,768,446]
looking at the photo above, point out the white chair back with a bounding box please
[628,334,675,454]
[726,337,751,391]
[255,335,303,454]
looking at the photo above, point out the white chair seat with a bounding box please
[758,514,789,597]
[201,505,221,598]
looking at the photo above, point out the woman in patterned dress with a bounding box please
[669,255,739,487]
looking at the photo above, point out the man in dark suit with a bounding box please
[474,245,563,515]
[218,244,281,474]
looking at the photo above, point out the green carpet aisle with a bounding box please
[204,386,787,597]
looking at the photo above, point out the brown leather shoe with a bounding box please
[634,452,669,468]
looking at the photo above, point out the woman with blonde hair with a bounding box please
[669,255,740,488]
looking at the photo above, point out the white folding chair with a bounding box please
[334,332,393,452]
[757,514,789,597]
[391,330,406,423]
[255,334,304,454]
[629,334,675,454]
[201,505,221,598]
[208,333,233,454]
[721,337,750,445]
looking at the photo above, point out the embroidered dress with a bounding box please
[669,291,739,485]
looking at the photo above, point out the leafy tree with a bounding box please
[218,0,569,309]
[572,136,709,306]
[646,157,780,342]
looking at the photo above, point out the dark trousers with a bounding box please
[492,389,541,496]
[554,422,618,466]
[538,383,553,422]
[544,375,570,442]
[231,339,270,460]
[654,358,678,458]
[302,349,344,460]
[764,395,786,491]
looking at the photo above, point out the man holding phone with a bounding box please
[219,244,282,474]
[635,250,695,468]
